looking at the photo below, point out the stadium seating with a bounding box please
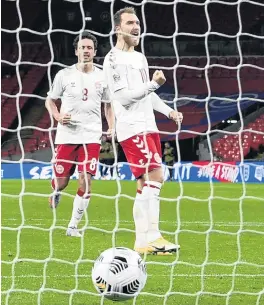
[95,56,264,83]
[212,114,264,161]
[147,56,264,85]
[2,42,264,156]
[23,110,57,153]
[144,2,264,36]
[1,44,49,137]
[2,1,43,31]
[3,54,264,156]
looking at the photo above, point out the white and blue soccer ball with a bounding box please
[92,247,147,301]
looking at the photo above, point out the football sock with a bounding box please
[133,189,149,248]
[68,189,90,229]
[142,181,162,243]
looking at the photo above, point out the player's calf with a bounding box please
[49,193,61,209]
[67,185,91,233]
[49,177,69,209]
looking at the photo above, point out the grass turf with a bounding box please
[1,180,264,305]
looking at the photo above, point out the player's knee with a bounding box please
[78,172,91,193]
[147,168,164,183]
[155,173,164,184]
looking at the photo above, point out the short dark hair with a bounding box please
[73,31,98,50]
[114,7,136,27]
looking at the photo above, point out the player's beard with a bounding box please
[123,33,139,48]
[82,55,92,63]
[78,56,93,72]
[83,60,91,64]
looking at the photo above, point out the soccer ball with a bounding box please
[92,247,147,301]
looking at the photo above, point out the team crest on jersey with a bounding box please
[71,82,76,87]
[113,73,120,82]
[95,81,102,90]
[95,81,104,97]
[55,164,64,174]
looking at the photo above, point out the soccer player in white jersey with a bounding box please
[46,32,114,237]
[103,7,183,255]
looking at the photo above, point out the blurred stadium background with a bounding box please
[2,0,264,163]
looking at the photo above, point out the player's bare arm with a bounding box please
[45,98,71,126]
[104,102,115,136]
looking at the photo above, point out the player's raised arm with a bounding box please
[45,71,71,125]
[142,55,181,121]
[103,59,165,106]
[114,70,166,106]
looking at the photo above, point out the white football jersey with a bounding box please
[103,47,158,142]
[47,65,109,144]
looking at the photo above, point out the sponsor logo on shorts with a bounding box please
[154,153,162,164]
[55,164,64,174]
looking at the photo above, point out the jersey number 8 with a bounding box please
[82,88,88,101]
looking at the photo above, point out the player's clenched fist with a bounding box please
[169,111,183,124]
[152,70,166,86]
[56,113,72,125]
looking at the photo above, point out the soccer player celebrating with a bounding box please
[46,31,114,237]
[103,7,183,255]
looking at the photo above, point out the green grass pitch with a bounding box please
[1,180,264,305]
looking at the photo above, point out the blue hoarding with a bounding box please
[1,161,263,183]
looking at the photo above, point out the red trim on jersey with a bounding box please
[137,189,142,194]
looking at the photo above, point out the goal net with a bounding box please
[1,0,264,305]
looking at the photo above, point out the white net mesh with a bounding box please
[1,0,264,305]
